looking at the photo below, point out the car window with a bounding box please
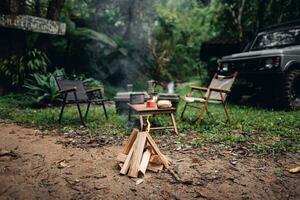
[251,28,300,50]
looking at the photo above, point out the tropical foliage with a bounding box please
[1,0,300,89]
[23,69,63,105]
[152,0,222,82]
[0,49,49,86]
[23,68,103,106]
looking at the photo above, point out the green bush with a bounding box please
[24,68,103,106]
[23,70,61,105]
[0,49,49,86]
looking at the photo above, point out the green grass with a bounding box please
[0,94,130,135]
[173,83,300,153]
[0,86,299,154]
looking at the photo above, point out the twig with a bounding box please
[167,169,193,185]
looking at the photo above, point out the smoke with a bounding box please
[68,0,159,89]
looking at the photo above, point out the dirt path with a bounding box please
[0,123,299,200]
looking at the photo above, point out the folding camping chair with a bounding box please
[180,72,238,125]
[56,78,109,126]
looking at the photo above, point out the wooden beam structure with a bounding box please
[0,14,66,35]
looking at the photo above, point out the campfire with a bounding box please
[117,118,171,178]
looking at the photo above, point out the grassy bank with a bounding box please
[0,85,299,154]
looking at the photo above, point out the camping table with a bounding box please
[128,103,178,135]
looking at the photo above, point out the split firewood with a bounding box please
[120,139,136,175]
[128,132,147,177]
[118,128,171,177]
[146,132,171,168]
[122,128,138,154]
[116,153,127,162]
[138,148,151,177]
[147,163,164,172]
[150,154,163,164]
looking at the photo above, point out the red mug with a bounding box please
[146,100,156,108]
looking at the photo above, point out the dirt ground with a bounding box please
[0,122,299,200]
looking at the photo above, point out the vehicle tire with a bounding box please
[283,70,300,109]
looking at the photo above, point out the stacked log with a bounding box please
[117,129,171,178]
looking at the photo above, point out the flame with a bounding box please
[146,116,151,133]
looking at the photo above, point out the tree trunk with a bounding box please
[37,0,65,52]
[47,0,66,20]
[228,0,245,42]
[123,0,135,41]
[0,0,26,15]
[35,0,42,16]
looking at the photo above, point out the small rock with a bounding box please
[56,159,68,169]
[34,130,42,135]
[230,159,238,166]
[175,147,182,151]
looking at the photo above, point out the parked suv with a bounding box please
[218,22,300,109]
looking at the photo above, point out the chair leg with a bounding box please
[222,102,231,123]
[128,109,132,121]
[195,102,208,126]
[101,101,108,120]
[180,102,188,119]
[206,107,212,118]
[76,102,85,126]
[74,92,85,126]
[84,102,91,119]
[58,94,67,123]
[170,113,179,135]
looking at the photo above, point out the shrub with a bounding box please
[0,49,49,86]
[24,68,103,106]
[24,71,60,105]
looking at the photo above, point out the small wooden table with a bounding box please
[128,103,178,135]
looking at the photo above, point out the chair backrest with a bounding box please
[130,93,145,104]
[204,72,238,101]
[56,79,88,101]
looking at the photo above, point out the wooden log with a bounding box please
[116,153,127,163]
[146,132,171,168]
[147,163,164,172]
[138,148,151,177]
[150,154,163,164]
[120,139,136,175]
[118,153,164,167]
[122,128,139,154]
[128,132,147,178]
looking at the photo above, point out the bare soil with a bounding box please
[0,122,299,200]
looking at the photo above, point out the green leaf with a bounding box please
[71,27,117,48]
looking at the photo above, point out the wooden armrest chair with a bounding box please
[56,78,109,126]
[180,72,238,125]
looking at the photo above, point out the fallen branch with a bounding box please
[0,150,19,158]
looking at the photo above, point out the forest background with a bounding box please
[0,0,300,98]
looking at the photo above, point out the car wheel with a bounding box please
[283,70,300,109]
